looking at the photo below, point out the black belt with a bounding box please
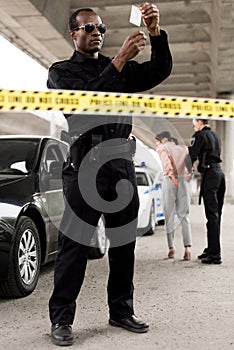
[69,134,135,169]
[206,163,221,168]
[89,141,133,163]
[101,142,132,156]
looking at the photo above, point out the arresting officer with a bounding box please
[189,119,226,265]
[47,4,172,346]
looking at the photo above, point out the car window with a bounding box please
[136,172,149,186]
[41,142,65,173]
[40,140,67,191]
[0,139,39,175]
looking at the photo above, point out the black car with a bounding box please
[0,136,106,298]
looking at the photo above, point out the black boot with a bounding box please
[109,315,149,333]
[197,248,209,260]
[51,324,74,346]
[201,254,222,265]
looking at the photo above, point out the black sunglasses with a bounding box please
[73,23,107,34]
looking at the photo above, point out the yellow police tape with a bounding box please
[0,89,234,119]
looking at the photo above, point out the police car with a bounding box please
[135,163,164,236]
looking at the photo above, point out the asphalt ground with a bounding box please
[0,203,234,350]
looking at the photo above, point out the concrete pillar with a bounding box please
[216,93,234,202]
[224,121,234,201]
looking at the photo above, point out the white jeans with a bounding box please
[162,177,192,249]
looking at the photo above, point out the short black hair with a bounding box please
[197,119,209,124]
[171,137,178,145]
[69,8,95,30]
[155,131,172,142]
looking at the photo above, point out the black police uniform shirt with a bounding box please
[47,30,172,143]
[189,126,222,173]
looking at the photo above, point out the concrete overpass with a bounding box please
[0,0,234,199]
[1,0,233,98]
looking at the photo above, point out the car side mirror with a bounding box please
[60,130,71,144]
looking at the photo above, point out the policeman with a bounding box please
[47,4,172,346]
[188,119,226,265]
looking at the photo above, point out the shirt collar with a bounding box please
[70,50,110,64]
[202,126,211,131]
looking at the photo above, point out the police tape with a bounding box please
[0,89,234,119]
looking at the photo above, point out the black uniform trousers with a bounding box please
[201,166,226,256]
[49,155,139,325]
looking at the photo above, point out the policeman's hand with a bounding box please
[185,173,192,183]
[139,2,160,36]
[112,31,146,72]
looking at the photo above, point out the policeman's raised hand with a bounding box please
[121,31,147,58]
[112,31,146,72]
[139,2,160,36]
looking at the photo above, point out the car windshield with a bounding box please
[136,172,149,186]
[0,139,39,175]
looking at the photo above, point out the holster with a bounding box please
[90,134,103,162]
[129,135,136,155]
[198,170,206,205]
[69,133,103,170]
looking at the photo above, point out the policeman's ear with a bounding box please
[69,30,77,40]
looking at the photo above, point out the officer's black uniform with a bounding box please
[189,125,226,262]
[48,30,172,325]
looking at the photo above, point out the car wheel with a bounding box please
[145,203,156,236]
[0,216,41,298]
[87,216,107,260]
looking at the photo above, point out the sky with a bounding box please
[0,35,48,91]
[0,35,65,129]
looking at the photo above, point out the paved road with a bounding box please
[1,204,234,350]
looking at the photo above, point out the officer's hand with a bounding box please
[185,173,192,183]
[112,31,146,71]
[139,2,160,36]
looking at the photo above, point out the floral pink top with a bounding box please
[156,141,190,179]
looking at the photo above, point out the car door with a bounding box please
[39,140,68,255]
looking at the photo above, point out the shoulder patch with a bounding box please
[190,137,195,147]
